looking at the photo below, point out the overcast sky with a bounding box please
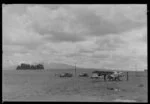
[2,4,147,70]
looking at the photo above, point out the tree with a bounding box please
[30,65,34,69]
[16,65,21,70]
[16,63,44,70]
[37,64,40,69]
[39,64,44,69]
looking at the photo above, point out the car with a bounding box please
[59,73,73,77]
[79,73,88,77]
[91,73,103,79]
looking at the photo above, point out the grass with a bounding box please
[2,69,147,102]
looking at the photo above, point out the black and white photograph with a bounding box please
[2,4,147,102]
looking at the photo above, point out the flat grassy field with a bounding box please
[2,69,147,102]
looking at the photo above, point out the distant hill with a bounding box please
[3,63,76,70]
[43,63,116,71]
[3,62,140,72]
[44,62,76,70]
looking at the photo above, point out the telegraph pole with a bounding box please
[132,50,138,77]
[126,71,129,81]
[75,63,76,77]
[135,64,138,77]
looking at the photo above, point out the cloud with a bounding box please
[3,4,146,44]
[23,4,147,43]
[74,27,147,69]
[68,4,147,36]
[3,7,44,47]
[43,31,86,42]
[25,5,87,42]
[2,4,147,70]
[3,45,29,56]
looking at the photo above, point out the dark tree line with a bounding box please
[16,63,44,70]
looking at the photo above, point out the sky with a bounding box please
[2,4,147,71]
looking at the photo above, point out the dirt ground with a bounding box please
[2,69,147,102]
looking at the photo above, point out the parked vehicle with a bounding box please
[79,73,89,77]
[107,71,125,81]
[91,73,103,79]
[59,73,73,77]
